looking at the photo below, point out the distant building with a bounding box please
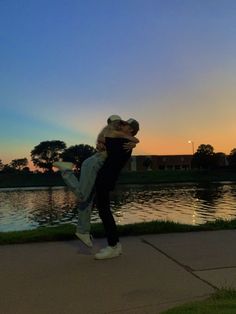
[123,155,193,171]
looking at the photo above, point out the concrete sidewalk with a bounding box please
[1,229,236,314]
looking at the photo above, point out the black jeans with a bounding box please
[95,186,119,247]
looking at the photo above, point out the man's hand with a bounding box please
[123,142,136,151]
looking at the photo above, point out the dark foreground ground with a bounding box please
[1,230,236,314]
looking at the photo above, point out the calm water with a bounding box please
[0,182,236,232]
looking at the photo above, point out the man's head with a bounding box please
[126,118,140,135]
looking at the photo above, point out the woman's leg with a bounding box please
[78,152,106,198]
[61,152,106,201]
[76,188,95,234]
[56,153,106,233]
[61,170,83,199]
[54,154,105,247]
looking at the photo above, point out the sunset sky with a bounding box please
[1,0,236,166]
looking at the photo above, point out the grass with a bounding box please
[1,218,236,245]
[161,288,236,314]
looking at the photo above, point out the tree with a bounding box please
[196,144,214,155]
[60,144,96,171]
[192,144,215,169]
[2,164,16,173]
[0,159,4,171]
[213,152,227,168]
[228,148,236,167]
[10,158,28,171]
[31,140,66,172]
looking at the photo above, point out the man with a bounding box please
[94,118,140,259]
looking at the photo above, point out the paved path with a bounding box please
[1,230,236,314]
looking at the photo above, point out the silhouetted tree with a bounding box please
[192,144,215,169]
[10,158,28,171]
[31,140,66,172]
[61,144,96,171]
[228,148,236,167]
[2,164,16,173]
[213,152,227,168]
[22,167,31,173]
[0,159,4,171]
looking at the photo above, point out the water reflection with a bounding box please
[0,182,236,232]
[194,183,224,210]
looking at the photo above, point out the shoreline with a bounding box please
[0,169,236,188]
[0,180,235,191]
[1,218,236,245]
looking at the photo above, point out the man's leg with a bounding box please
[94,187,122,259]
[96,188,119,246]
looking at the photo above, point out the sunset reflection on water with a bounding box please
[0,182,235,232]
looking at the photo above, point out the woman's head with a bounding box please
[107,114,122,124]
[106,114,123,131]
[108,120,123,131]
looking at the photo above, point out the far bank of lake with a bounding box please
[0,169,236,189]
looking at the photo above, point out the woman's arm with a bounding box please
[123,141,137,151]
[110,130,139,143]
[96,126,107,151]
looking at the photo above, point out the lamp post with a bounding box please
[188,140,195,155]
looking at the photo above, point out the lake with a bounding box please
[0,182,235,232]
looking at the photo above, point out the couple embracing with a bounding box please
[53,115,140,260]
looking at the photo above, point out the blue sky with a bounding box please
[1,0,236,165]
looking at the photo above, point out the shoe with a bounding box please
[75,232,93,248]
[99,242,122,253]
[95,243,122,260]
[53,161,73,171]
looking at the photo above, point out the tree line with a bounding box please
[0,140,96,174]
[0,141,236,174]
[191,144,236,169]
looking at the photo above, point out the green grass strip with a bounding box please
[1,218,236,245]
[161,288,236,314]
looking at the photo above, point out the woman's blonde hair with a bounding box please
[107,120,123,131]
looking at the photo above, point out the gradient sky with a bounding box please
[1,0,236,166]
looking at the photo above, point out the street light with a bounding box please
[188,140,195,155]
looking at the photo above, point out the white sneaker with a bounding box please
[75,232,93,248]
[99,243,122,252]
[53,161,73,171]
[95,243,122,260]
